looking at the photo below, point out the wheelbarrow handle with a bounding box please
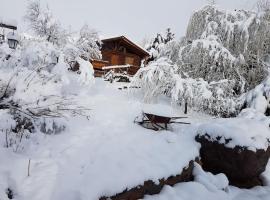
[169,121,191,125]
[171,117,188,119]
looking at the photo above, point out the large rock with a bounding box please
[196,135,270,188]
[99,160,195,200]
[196,118,270,188]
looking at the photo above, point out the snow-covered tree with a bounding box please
[145,28,178,62]
[131,57,175,102]
[134,4,270,117]
[178,5,270,94]
[25,0,66,45]
[76,24,101,60]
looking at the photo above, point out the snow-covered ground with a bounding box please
[0,79,270,200]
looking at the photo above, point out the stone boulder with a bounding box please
[196,118,270,188]
[196,135,270,188]
[99,160,196,200]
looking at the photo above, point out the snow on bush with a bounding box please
[0,35,94,151]
[0,0,101,152]
[132,57,239,116]
[241,76,270,115]
[132,57,174,102]
[171,76,239,117]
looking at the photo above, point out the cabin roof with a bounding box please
[101,36,150,58]
[0,22,17,30]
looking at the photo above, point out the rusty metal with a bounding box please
[134,112,190,131]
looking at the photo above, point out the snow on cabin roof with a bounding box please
[102,64,131,70]
[101,36,150,57]
[0,18,17,30]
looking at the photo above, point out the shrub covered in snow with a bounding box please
[171,77,239,117]
[132,57,239,117]
[241,76,270,115]
[0,34,94,151]
[132,57,175,103]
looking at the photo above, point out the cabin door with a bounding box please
[111,54,119,65]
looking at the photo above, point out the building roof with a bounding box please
[0,22,17,30]
[101,36,150,58]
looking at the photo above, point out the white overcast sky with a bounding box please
[1,0,256,43]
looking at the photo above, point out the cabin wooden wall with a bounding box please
[101,40,145,68]
[102,50,142,67]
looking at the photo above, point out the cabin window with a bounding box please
[125,56,134,65]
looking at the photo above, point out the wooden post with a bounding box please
[5,130,9,148]
[28,159,31,177]
[184,102,188,114]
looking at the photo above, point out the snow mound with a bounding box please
[193,163,229,192]
[238,108,270,125]
[261,159,270,186]
[242,77,270,114]
[197,118,270,151]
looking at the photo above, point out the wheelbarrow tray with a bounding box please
[144,113,171,124]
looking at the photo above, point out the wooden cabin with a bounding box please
[0,22,17,44]
[91,36,150,77]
